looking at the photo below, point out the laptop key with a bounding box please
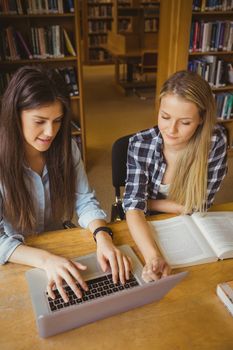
[46,273,140,312]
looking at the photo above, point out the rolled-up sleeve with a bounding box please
[0,195,24,265]
[123,138,149,212]
[206,125,228,208]
[72,141,106,228]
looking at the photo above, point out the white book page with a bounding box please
[192,212,233,259]
[149,215,217,267]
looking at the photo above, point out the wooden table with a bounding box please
[103,45,157,95]
[1,203,233,350]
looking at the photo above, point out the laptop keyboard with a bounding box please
[46,273,139,312]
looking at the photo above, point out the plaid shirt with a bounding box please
[123,124,227,212]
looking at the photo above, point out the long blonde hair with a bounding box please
[159,70,216,213]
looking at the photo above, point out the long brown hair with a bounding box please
[0,66,76,233]
[159,70,216,213]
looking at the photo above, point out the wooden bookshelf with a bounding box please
[0,1,86,164]
[82,0,113,65]
[111,1,159,36]
[104,0,159,93]
[156,0,233,154]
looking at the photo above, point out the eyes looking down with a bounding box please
[20,100,64,155]
[20,93,203,155]
[158,94,203,150]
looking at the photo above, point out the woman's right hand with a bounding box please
[142,256,171,282]
[41,253,88,302]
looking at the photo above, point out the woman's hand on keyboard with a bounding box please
[95,232,132,285]
[42,253,88,303]
[142,256,171,282]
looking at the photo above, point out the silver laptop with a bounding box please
[25,244,187,338]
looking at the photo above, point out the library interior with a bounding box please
[1,0,233,348]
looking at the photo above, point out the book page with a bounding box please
[149,215,217,267]
[192,212,233,259]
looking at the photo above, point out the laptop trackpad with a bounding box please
[74,253,111,279]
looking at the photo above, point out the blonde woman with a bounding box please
[123,70,228,282]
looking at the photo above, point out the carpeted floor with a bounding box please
[83,65,233,222]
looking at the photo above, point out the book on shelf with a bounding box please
[66,0,74,13]
[71,120,81,132]
[216,280,233,317]
[149,211,233,268]
[215,92,233,119]
[63,28,76,56]
[15,31,33,59]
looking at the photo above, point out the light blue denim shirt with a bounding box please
[0,140,106,264]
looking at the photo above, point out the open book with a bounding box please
[149,211,233,268]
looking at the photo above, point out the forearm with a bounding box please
[8,244,52,269]
[126,209,161,262]
[88,219,112,244]
[148,199,184,214]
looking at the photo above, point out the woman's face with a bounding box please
[158,94,202,151]
[20,100,63,156]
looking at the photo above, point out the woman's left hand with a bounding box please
[95,232,132,284]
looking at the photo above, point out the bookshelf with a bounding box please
[105,0,159,93]
[111,1,159,38]
[82,0,113,65]
[0,0,86,164]
[156,0,233,153]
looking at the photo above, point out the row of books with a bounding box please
[188,56,231,87]
[88,34,107,47]
[88,20,112,33]
[215,92,233,119]
[188,56,230,87]
[0,66,79,97]
[0,0,74,14]
[87,4,112,17]
[0,26,76,60]
[144,18,159,32]
[89,48,111,61]
[189,20,233,53]
[193,0,233,11]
